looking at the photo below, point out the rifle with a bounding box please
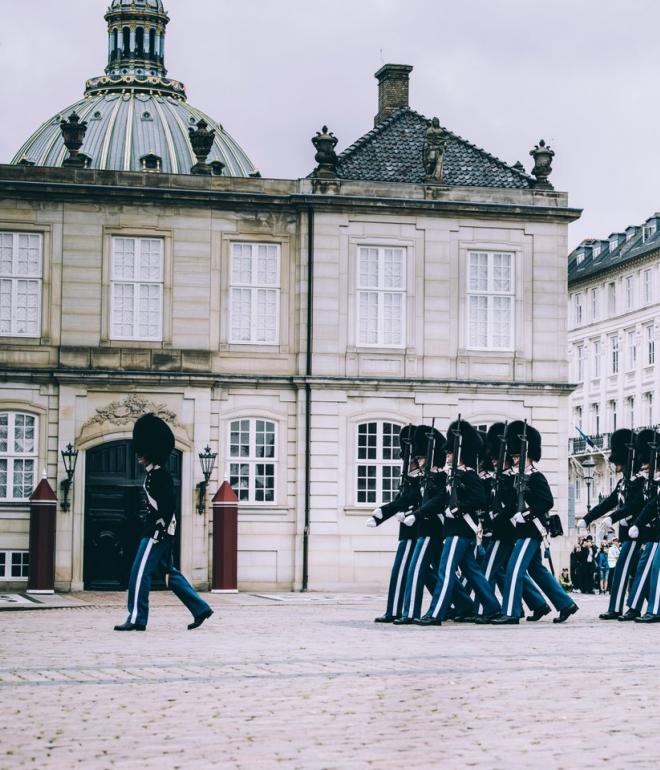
[490,420,509,517]
[645,430,659,501]
[621,429,637,501]
[423,418,437,492]
[515,420,529,515]
[398,423,414,492]
[448,414,462,511]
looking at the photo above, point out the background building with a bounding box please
[0,0,580,591]
[567,215,660,530]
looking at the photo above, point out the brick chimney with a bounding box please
[374,64,413,126]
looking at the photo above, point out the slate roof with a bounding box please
[330,107,532,189]
[568,217,660,285]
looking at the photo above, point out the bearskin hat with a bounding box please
[447,419,483,469]
[476,429,492,472]
[411,425,447,467]
[486,422,507,461]
[609,428,633,466]
[398,424,416,458]
[132,413,175,465]
[505,420,542,463]
[635,428,659,466]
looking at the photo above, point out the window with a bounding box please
[627,330,637,371]
[608,282,616,315]
[466,251,514,350]
[626,396,635,428]
[643,269,653,305]
[0,231,42,337]
[0,550,29,580]
[625,275,635,311]
[356,421,401,505]
[574,405,583,431]
[608,400,617,432]
[591,403,600,435]
[610,335,619,374]
[609,237,618,252]
[111,236,163,341]
[592,339,601,378]
[592,244,601,259]
[646,324,655,365]
[228,419,276,503]
[645,392,654,426]
[590,288,599,321]
[230,242,280,344]
[576,251,584,265]
[643,223,656,243]
[357,246,406,347]
[575,477,581,502]
[576,344,584,381]
[573,292,583,326]
[0,413,37,501]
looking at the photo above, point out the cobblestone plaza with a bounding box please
[1,592,656,769]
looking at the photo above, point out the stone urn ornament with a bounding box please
[530,139,555,189]
[189,119,216,175]
[60,112,89,168]
[312,126,338,179]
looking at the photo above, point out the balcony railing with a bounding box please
[569,424,660,456]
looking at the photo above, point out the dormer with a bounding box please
[642,216,659,243]
[625,225,638,242]
[608,232,624,252]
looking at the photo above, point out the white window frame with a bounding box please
[590,287,599,322]
[643,223,656,243]
[228,418,277,504]
[591,403,600,435]
[110,236,164,341]
[646,324,655,366]
[592,339,601,378]
[607,282,616,315]
[574,406,583,431]
[626,396,635,428]
[355,420,402,506]
[0,412,38,501]
[645,392,654,427]
[576,344,584,381]
[610,335,619,374]
[609,238,618,252]
[624,275,635,311]
[643,269,653,305]
[626,330,637,371]
[356,246,406,348]
[574,292,583,326]
[0,550,29,581]
[466,250,514,351]
[592,244,601,259]
[0,231,43,338]
[575,477,582,502]
[229,242,281,345]
[608,400,617,432]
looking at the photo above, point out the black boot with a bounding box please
[553,603,579,623]
[526,604,551,622]
[188,608,214,630]
[634,613,660,623]
[374,614,396,623]
[617,608,641,622]
[599,610,621,620]
[490,615,519,625]
[416,615,442,626]
[475,611,501,625]
[114,621,146,631]
[393,616,414,625]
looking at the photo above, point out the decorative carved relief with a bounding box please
[83,394,181,429]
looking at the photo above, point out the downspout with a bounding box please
[302,205,314,591]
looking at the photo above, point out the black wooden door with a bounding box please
[84,440,182,590]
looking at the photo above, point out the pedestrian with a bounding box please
[597,543,609,594]
[114,413,214,632]
[607,538,620,593]
[579,536,596,594]
[559,567,573,592]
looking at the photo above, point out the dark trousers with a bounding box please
[626,541,659,612]
[608,540,641,614]
[385,538,415,618]
[501,538,573,619]
[127,537,210,627]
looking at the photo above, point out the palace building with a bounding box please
[0,0,580,591]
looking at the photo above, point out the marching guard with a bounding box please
[114,413,213,632]
[490,420,578,625]
[577,428,645,620]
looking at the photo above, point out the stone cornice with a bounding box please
[0,167,582,223]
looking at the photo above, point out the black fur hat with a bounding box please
[505,420,542,463]
[447,419,483,469]
[398,424,416,458]
[635,429,659,466]
[609,428,633,466]
[133,413,175,465]
[412,425,447,467]
[486,422,507,461]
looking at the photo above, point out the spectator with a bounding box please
[571,541,582,592]
[559,567,573,592]
[578,536,596,594]
[607,538,620,593]
[597,543,609,594]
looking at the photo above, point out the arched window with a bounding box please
[356,421,402,505]
[122,27,130,56]
[149,28,156,58]
[112,28,119,60]
[135,27,144,57]
[0,412,38,500]
[228,419,276,503]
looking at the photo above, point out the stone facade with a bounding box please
[0,164,579,591]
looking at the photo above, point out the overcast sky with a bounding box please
[0,0,658,249]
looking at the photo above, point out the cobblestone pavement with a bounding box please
[1,591,658,770]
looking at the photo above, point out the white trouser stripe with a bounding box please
[408,537,430,616]
[130,539,154,624]
[432,537,458,618]
[506,538,532,617]
[477,541,500,615]
[652,551,660,616]
[631,543,658,609]
[392,540,412,614]
[615,542,638,613]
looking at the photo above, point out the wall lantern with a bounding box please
[60,443,79,511]
[197,445,217,514]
